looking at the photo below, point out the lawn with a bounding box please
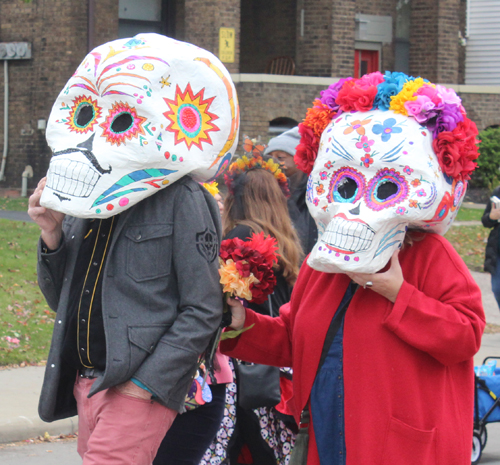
[456,206,483,222]
[0,218,52,366]
[0,197,29,212]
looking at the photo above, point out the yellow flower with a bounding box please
[389,77,426,115]
[219,259,260,300]
[202,181,219,197]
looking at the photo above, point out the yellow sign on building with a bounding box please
[219,27,235,63]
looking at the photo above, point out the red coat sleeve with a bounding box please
[220,302,294,367]
[383,234,485,366]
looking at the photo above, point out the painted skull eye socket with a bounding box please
[75,103,95,128]
[327,167,366,204]
[111,112,134,133]
[365,168,409,211]
[337,177,358,200]
[376,181,399,200]
[67,96,102,134]
[99,102,147,146]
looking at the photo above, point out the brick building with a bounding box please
[0,0,499,193]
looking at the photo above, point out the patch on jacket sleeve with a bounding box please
[196,228,219,262]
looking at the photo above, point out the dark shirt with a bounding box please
[310,283,356,465]
[61,216,117,372]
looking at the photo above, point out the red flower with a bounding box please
[335,81,378,113]
[432,116,480,181]
[295,123,320,175]
[219,233,279,304]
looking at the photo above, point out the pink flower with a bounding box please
[416,189,426,197]
[396,207,406,215]
[404,95,438,123]
[416,84,444,108]
[355,135,375,153]
[403,165,413,175]
[356,71,385,88]
[435,85,462,106]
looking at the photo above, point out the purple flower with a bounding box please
[320,77,353,113]
[431,103,464,138]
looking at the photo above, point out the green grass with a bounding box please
[0,218,52,366]
[456,207,483,222]
[444,224,488,272]
[0,197,29,212]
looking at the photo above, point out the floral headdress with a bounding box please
[295,71,480,181]
[225,142,290,198]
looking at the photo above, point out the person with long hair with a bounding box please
[201,153,302,465]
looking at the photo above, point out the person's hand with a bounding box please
[226,296,246,331]
[346,250,404,303]
[28,177,65,250]
[490,203,500,221]
[114,380,152,400]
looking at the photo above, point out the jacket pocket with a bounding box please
[127,324,171,377]
[125,223,173,282]
[381,417,437,465]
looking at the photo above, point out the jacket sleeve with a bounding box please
[37,234,69,312]
[383,237,485,366]
[132,183,224,406]
[482,186,500,228]
[220,302,294,368]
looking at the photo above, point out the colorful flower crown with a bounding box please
[295,71,480,182]
[224,154,290,198]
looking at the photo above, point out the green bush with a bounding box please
[470,127,500,189]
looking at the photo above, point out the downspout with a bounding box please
[0,60,8,181]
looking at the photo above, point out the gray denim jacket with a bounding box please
[37,177,223,421]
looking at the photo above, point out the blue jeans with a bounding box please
[491,258,500,310]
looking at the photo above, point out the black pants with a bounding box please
[228,406,276,465]
[153,383,227,465]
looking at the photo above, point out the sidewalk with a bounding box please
[0,209,499,444]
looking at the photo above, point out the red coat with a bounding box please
[222,234,485,465]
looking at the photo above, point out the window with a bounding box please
[118,0,175,38]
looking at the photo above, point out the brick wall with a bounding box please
[295,0,333,76]
[331,0,356,77]
[183,0,240,74]
[235,81,324,142]
[436,0,460,83]
[0,0,90,189]
[460,93,500,131]
[240,0,296,74]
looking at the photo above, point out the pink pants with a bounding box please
[74,376,177,465]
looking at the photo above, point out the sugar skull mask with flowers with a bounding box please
[40,33,239,218]
[296,71,480,274]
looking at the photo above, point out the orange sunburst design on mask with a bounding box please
[66,95,102,134]
[163,83,219,150]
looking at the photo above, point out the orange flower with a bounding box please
[409,199,418,208]
[343,118,371,136]
[411,178,421,187]
[219,258,259,300]
[303,99,335,137]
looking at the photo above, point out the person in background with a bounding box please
[482,187,500,309]
[264,127,317,256]
[202,154,302,465]
[153,181,232,465]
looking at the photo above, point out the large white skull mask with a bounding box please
[41,33,239,218]
[306,110,465,274]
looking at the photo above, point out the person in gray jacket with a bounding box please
[28,175,223,464]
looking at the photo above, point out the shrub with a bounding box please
[470,127,500,190]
